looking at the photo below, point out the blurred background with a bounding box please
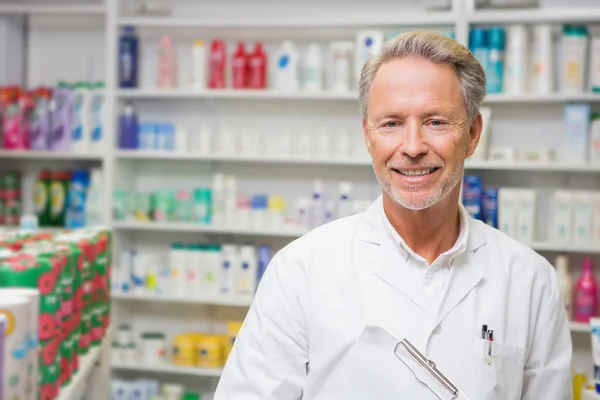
[2,0,600,399]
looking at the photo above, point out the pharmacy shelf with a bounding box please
[57,339,105,400]
[112,221,307,238]
[111,292,253,307]
[468,7,600,24]
[0,226,69,234]
[570,322,591,333]
[528,241,600,254]
[0,150,104,161]
[111,362,223,378]
[0,3,105,15]
[115,150,371,166]
[484,93,600,104]
[117,88,358,101]
[115,151,600,173]
[118,12,455,28]
[584,390,600,400]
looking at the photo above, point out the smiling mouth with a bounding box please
[393,167,440,177]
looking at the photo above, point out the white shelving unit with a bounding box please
[4,0,600,395]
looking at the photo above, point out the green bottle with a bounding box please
[34,170,52,226]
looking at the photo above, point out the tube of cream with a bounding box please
[590,317,600,383]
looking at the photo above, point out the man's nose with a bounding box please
[401,122,428,158]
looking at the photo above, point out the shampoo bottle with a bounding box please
[248,41,267,89]
[70,82,92,154]
[355,30,384,85]
[209,39,227,89]
[487,27,506,94]
[158,35,176,89]
[555,255,573,320]
[274,41,299,92]
[574,257,598,323]
[192,39,207,91]
[118,26,139,88]
[303,43,323,91]
[232,42,248,89]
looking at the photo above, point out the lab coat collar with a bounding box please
[356,197,488,317]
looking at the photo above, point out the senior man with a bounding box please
[214,31,572,400]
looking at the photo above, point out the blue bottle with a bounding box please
[487,27,506,93]
[462,175,483,220]
[119,26,139,88]
[66,169,90,228]
[469,28,488,72]
[482,188,499,228]
[119,102,138,149]
[257,245,272,284]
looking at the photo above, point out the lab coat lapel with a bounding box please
[357,198,432,315]
[437,219,487,324]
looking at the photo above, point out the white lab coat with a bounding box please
[214,197,572,400]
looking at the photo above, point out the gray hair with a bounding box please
[358,30,486,122]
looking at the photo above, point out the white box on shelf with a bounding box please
[562,104,591,164]
[516,189,537,243]
[573,191,593,244]
[552,191,574,243]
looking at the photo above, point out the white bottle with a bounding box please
[191,123,212,155]
[220,244,238,299]
[590,115,600,165]
[175,124,188,153]
[355,30,384,85]
[296,128,313,158]
[192,39,207,91]
[303,43,323,91]
[295,197,310,229]
[85,168,103,226]
[310,180,326,229]
[212,173,226,226]
[237,245,258,301]
[337,182,353,218]
[555,255,573,320]
[315,128,330,158]
[274,41,299,92]
[504,25,528,95]
[203,245,221,298]
[589,36,600,93]
[90,82,106,154]
[169,243,188,297]
[561,25,588,93]
[529,24,554,94]
[71,82,92,154]
[278,127,293,157]
[333,128,351,159]
[185,244,203,298]
[330,41,354,92]
[225,175,237,227]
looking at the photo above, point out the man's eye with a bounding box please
[385,121,398,128]
[430,120,443,127]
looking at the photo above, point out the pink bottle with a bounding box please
[574,257,598,323]
[232,42,248,89]
[209,39,227,89]
[158,35,176,89]
[2,86,29,150]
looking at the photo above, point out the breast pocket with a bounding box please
[469,337,526,400]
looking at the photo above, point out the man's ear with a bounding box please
[362,119,372,156]
[465,112,483,158]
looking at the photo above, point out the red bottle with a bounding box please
[209,39,227,89]
[232,42,248,89]
[248,41,267,89]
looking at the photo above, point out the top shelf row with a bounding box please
[1,4,600,25]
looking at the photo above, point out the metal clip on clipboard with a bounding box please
[395,339,459,400]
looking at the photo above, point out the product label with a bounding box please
[576,291,596,316]
[50,181,65,218]
[34,181,47,214]
[71,93,83,141]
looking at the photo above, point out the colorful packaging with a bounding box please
[462,175,483,220]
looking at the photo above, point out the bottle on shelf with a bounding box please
[90,82,106,154]
[529,24,554,94]
[30,87,52,151]
[248,41,267,89]
[34,170,51,226]
[118,102,138,150]
[274,41,299,92]
[302,43,323,92]
[119,26,139,89]
[232,42,248,89]
[71,82,92,154]
[503,24,528,95]
[50,82,72,151]
[561,25,588,93]
[192,39,207,91]
[209,39,227,89]
[486,27,506,94]
[49,170,70,227]
[574,257,598,323]
[66,169,90,229]
[158,35,176,89]
[555,255,573,320]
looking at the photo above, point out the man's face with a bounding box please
[362,57,481,211]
